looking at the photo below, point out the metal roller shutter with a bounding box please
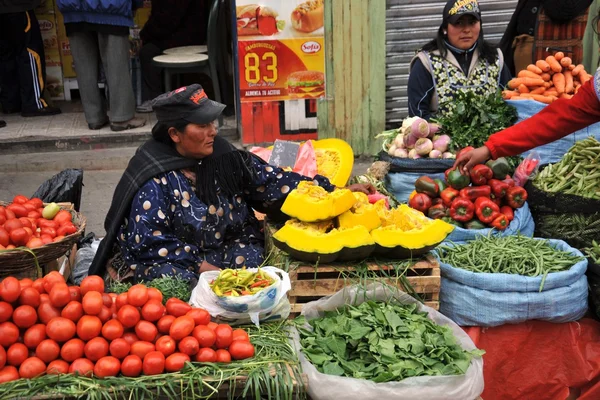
[385,0,519,127]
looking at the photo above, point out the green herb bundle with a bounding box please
[298,301,482,383]
[108,275,192,304]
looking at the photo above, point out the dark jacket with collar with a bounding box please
[0,0,40,13]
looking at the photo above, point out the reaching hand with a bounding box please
[454,146,492,173]
[346,183,376,195]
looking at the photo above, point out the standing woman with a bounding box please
[407,0,512,120]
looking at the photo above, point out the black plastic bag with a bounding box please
[32,169,84,211]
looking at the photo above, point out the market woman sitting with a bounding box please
[407,0,511,120]
[88,84,372,282]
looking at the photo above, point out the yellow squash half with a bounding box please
[281,181,356,222]
[313,138,354,187]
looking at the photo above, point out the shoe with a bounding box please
[136,100,153,113]
[88,120,109,130]
[0,120,6,128]
[110,117,146,132]
[21,106,61,117]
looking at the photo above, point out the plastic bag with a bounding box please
[189,266,291,327]
[292,283,484,400]
[513,151,540,187]
[32,169,84,211]
[71,238,101,285]
[292,140,317,178]
[249,146,272,162]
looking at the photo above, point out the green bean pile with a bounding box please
[438,235,585,291]
[585,240,600,264]
[534,137,600,199]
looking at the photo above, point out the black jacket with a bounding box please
[0,0,41,13]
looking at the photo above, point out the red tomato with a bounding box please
[79,275,104,296]
[12,195,28,204]
[60,338,85,362]
[49,283,71,307]
[7,343,29,366]
[155,335,176,357]
[127,284,149,307]
[53,210,72,225]
[3,219,22,233]
[52,235,65,243]
[117,305,140,328]
[26,237,44,249]
[39,227,56,238]
[141,300,165,322]
[101,293,112,308]
[156,315,175,334]
[19,357,46,378]
[0,322,20,347]
[18,287,40,308]
[146,287,163,303]
[46,359,69,375]
[0,302,13,323]
[215,349,232,363]
[82,291,103,315]
[135,320,158,343]
[195,348,217,363]
[7,204,28,218]
[129,341,155,359]
[12,305,37,328]
[178,336,199,356]
[187,308,211,326]
[35,339,60,363]
[232,329,250,342]
[97,306,112,323]
[37,219,57,229]
[9,228,29,246]
[122,332,139,346]
[43,271,65,293]
[169,316,195,341]
[0,215,5,226]
[22,203,37,213]
[102,319,124,341]
[27,210,41,219]
[94,356,121,378]
[120,355,142,377]
[142,351,165,375]
[61,301,84,322]
[4,208,16,220]
[46,317,77,342]
[1,276,22,303]
[76,315,102,341]
[32,278,45,294]
[68,358,94,376]
[192,325,216,348]
[23,324,47,349]
[0,228,9,247]
[18,217,32,229]
[165,352,190,372]
[0,346,5,369]
[115,293,128,310]
[109,338,131,360]
[84,337,109,362]
[18,278,33,289]
[27,198,43,208]
[214,324,233,349]
[228,340,255,360]
[0,365,19,383]
[38,302,61,324]
[68,286,81,302]
[166,298,192,317]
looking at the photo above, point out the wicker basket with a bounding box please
[0,205,86,279]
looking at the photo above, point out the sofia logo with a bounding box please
[38,20,53,31]
[301,41,321,54]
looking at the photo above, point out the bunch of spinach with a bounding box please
[298,300,483,383]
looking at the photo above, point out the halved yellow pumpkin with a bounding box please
[281,181,356,222]
[313,138,354,187]
[337,193,383,232]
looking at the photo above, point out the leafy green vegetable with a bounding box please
[107,275,192,304]
[299,300,483,383]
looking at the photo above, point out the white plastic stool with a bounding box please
[163,45,208,55]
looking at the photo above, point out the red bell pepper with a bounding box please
[458,185,491,202]
[427,203,448,219]
[431,197,444,206]
[490,196,502,207]
[469,164,493,186]
[440,188,460,207]
[500,206,514,221]
[415,176,440,197]
[408,193,432,213]
[474,197,500,224]
[491,214,509,230]
[506,186,528,209]
[449,198,474,222]
[502,175,516,188]
[488,179,509,199]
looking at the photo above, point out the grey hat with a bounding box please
[151,84,225,124]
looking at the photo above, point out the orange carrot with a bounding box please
[546,56,562,73]
[552,72,566,94]
[554,52,565,61]
[560,93,573,100]
[526,64,543,74]
[559,57,572,68]
[568,64,576,71]
[543,82,552,88]
[543,89,558,97]
[502,90,518,99]
[536,60,551,72]
[540,73,551,82]
[571,64,585,76]
[580,74,592,85]
[563,70,574,94]
[517,84,530,94]
[518,70,543,80]
[530,86,546,95]
[530,94,555,104]
[507,77,546,89]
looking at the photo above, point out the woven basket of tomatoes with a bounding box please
[0,196,86,279]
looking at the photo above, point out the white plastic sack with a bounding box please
[291,283,484,400]
[189,266,291,327]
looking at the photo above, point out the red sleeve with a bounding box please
[485,76,600,159]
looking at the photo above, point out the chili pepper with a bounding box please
[502,175,516,188]
[447,169,471,190]
[469,164,493,186]
[434,178,447,193]
[431,197,444,206]
[449,197,474,222]
[440,187,460,207]
[456,146,475,160]
[415,176,440,197]
[500,206,514,221]
[427,203,448,220]
[491,213,509,230]
[485,157,511,179]
[474,197,500,224]
[442,216,464,228]
[465,220,487,230]
[250,279,270,288]
[506,186,528,208]
[408,193,432,213]
[488,179,509,198]
[458,185,491,202]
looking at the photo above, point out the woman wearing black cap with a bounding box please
[89,84,374,282]
[407,0,512,120]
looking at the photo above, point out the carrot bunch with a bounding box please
[502,52,593,104]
